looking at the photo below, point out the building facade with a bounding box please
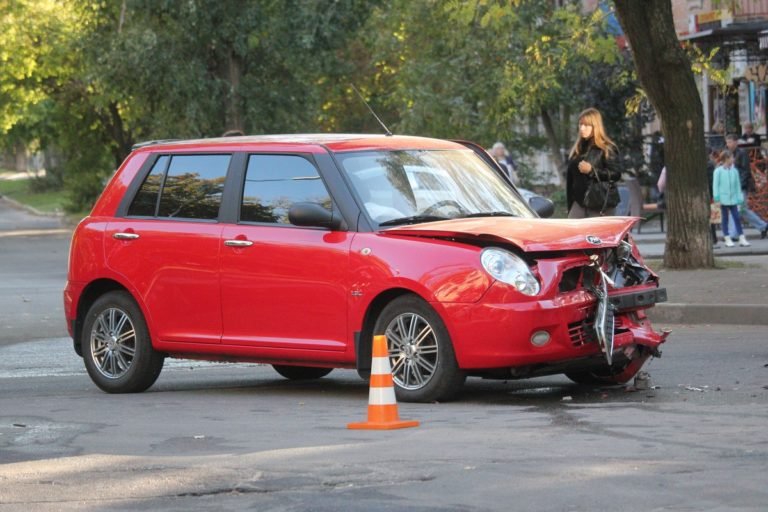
[676,0,768,138]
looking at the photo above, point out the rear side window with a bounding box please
[241,155,331,224]
[127,156,168,217]
[127,154,230,220]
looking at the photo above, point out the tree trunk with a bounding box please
[540,107,567,181]
[14,140,28,173]
[101,101,133,167]
[614,0,713,269]
[222,50,244,134]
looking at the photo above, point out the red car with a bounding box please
[64,134,668,402]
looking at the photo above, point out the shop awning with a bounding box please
[680,21,768,59]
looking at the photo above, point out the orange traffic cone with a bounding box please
[347,335,420,430]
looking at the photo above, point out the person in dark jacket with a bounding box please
[566,108,622,218]
[739,122,761,147]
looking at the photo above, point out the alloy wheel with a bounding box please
[385,312,439,390]
[90,307,136,380]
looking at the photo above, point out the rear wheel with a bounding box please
[81,291,164,393]
[272,365,333,380]
[373,295,465,403]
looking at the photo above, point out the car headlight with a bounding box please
[480,248,540,296]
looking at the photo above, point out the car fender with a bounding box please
[67,220,161,345]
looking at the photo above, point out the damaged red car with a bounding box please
[64,134,669,402]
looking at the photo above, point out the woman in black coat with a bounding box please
[565,108,623,218]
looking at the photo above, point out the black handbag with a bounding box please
[583,170,620,214]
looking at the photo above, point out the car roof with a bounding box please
[132,134,465,154]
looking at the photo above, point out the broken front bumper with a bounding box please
[440,246,669,371]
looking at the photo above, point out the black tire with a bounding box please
[565,354,649,386]
[81,291,164,393]
[272,365,333,380]
[373,295,465,403]
[565,370,618,385]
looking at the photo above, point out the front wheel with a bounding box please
[81,291,164,393]
[373,295,465,403]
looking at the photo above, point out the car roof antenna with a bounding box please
[350,84,393,136]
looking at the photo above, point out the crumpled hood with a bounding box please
[381,217,638,252]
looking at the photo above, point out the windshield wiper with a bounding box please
[378,215,449,227]
[462,211,515,218]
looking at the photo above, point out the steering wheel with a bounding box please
[421,200,468,217]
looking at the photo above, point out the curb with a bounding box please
[647,303,768,326]
[637,247,768,259]
[0,195,63,218]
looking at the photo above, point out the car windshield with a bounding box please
[337,149,534,225]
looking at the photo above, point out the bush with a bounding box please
[62,141,115,213]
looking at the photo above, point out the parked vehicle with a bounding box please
[64,134,669,402]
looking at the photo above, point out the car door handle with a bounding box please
[224,239,254,248]
[113,232,140,240]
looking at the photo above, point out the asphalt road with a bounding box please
[0,232,70,345]
[1,202,767,511]
[1,326,767,511]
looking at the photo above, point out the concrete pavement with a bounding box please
[632,219,768,259]
[634,219,768,326]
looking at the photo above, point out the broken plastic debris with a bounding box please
[683,386,706,392]
[634,371,651,390]
[193,435,205,440]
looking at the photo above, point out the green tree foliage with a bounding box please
[0,0,79,187]
[2,0,645,210]
[324,0,640,186]
[2,0,376,210]
[0,0,75,133]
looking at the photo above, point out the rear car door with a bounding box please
[219,153,351,352]
[105,153,231,344]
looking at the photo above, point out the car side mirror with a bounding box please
[529,196,555,218]
[288,202,342,230]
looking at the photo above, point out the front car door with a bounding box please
[219,153,351,354]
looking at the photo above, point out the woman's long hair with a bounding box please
[568,108,617,159]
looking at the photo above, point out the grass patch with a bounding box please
[713,258,751,269]
[645,258,751,271]
[0,175,68,214]
[644,259,663,272]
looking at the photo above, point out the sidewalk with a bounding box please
[634,219,768,326]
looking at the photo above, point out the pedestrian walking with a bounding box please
[739,121,761,147]
[648,130,665,202]
[706,148,720,247]
[713,150,750,247]
[566,108,622,218]
[489,142,518,185]
[725,134,768,238]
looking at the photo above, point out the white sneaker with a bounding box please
[724,236,734,247]
[738,235,751,247]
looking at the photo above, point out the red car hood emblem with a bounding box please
[381,217,637,252]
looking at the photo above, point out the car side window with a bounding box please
[127,154,230,220]
[127,155,169,217]
[241,155,331,224]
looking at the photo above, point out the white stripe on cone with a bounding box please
[371,356,391,374]
[369,385,397,405]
